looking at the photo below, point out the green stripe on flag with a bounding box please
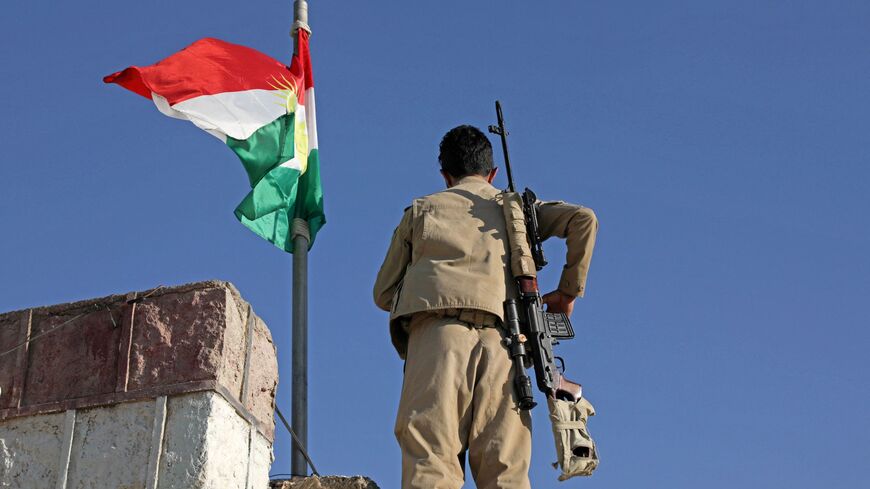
[227,113,324,253]
[297,148,325,244]
[233,164,299,251]
[228,113,296,187]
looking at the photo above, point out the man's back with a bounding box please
[375,177,514,325]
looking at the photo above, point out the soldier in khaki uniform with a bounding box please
[374,125,597,489]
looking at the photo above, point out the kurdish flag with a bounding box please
[104,31,324,252]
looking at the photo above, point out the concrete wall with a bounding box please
[0,281,277,489]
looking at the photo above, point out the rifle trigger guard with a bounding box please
[555,356,566,374]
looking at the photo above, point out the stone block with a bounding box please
[0,412,66,488]
[0,280,278,441]
[158,391,249,488]
[0,312,26,410]
[244,314,279,425]
[65,400,154,489]
[270,477,381,489]
[23,307,122,406]
[127,286,232,392]
[249,431,273,488]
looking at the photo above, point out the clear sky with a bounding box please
[2,1,869,487]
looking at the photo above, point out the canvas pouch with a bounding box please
[548,396,599,480]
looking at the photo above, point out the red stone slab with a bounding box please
[245,314,279,426]
[127,287,231,392]
[0,311,28,409]
[23,306,121,406]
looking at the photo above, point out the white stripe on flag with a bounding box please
[154,89,289,141]
[152,93,228,142]
[304,88,318,150]
[278,157,304,171]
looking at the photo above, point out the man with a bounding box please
[374,125,598,489]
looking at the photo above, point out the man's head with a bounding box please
[438,125,497,187]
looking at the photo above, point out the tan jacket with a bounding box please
[374,176,598,357]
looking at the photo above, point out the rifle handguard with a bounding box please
[501,192,537,278]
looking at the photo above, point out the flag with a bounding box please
[104,31,324,252]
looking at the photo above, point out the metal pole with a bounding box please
[290,218,310,476]
[290,0,311,477]
[293,0,311,53]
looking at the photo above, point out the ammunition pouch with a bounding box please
[547,396,599,480]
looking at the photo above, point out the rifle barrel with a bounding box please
[492,100,516,192]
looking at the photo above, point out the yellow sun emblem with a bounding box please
[268,74,309,173]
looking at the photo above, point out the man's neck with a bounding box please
[447,174,488,188]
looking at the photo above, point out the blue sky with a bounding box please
[2,1,869,487]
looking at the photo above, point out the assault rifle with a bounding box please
[488,101,583,410]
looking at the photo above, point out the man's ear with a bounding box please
[440,169,455,188]
[486,167,499,184]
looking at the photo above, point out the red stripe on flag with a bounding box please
[104,38,303,106]
[297,30,314,92]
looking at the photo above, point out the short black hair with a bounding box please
[438,125,494,178]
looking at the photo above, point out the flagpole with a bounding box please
[291,0,311,477]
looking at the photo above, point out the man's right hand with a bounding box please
[542,290,576,317]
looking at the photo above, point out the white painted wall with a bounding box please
[0,392,272,489]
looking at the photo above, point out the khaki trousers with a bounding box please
[395,313,532,489]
